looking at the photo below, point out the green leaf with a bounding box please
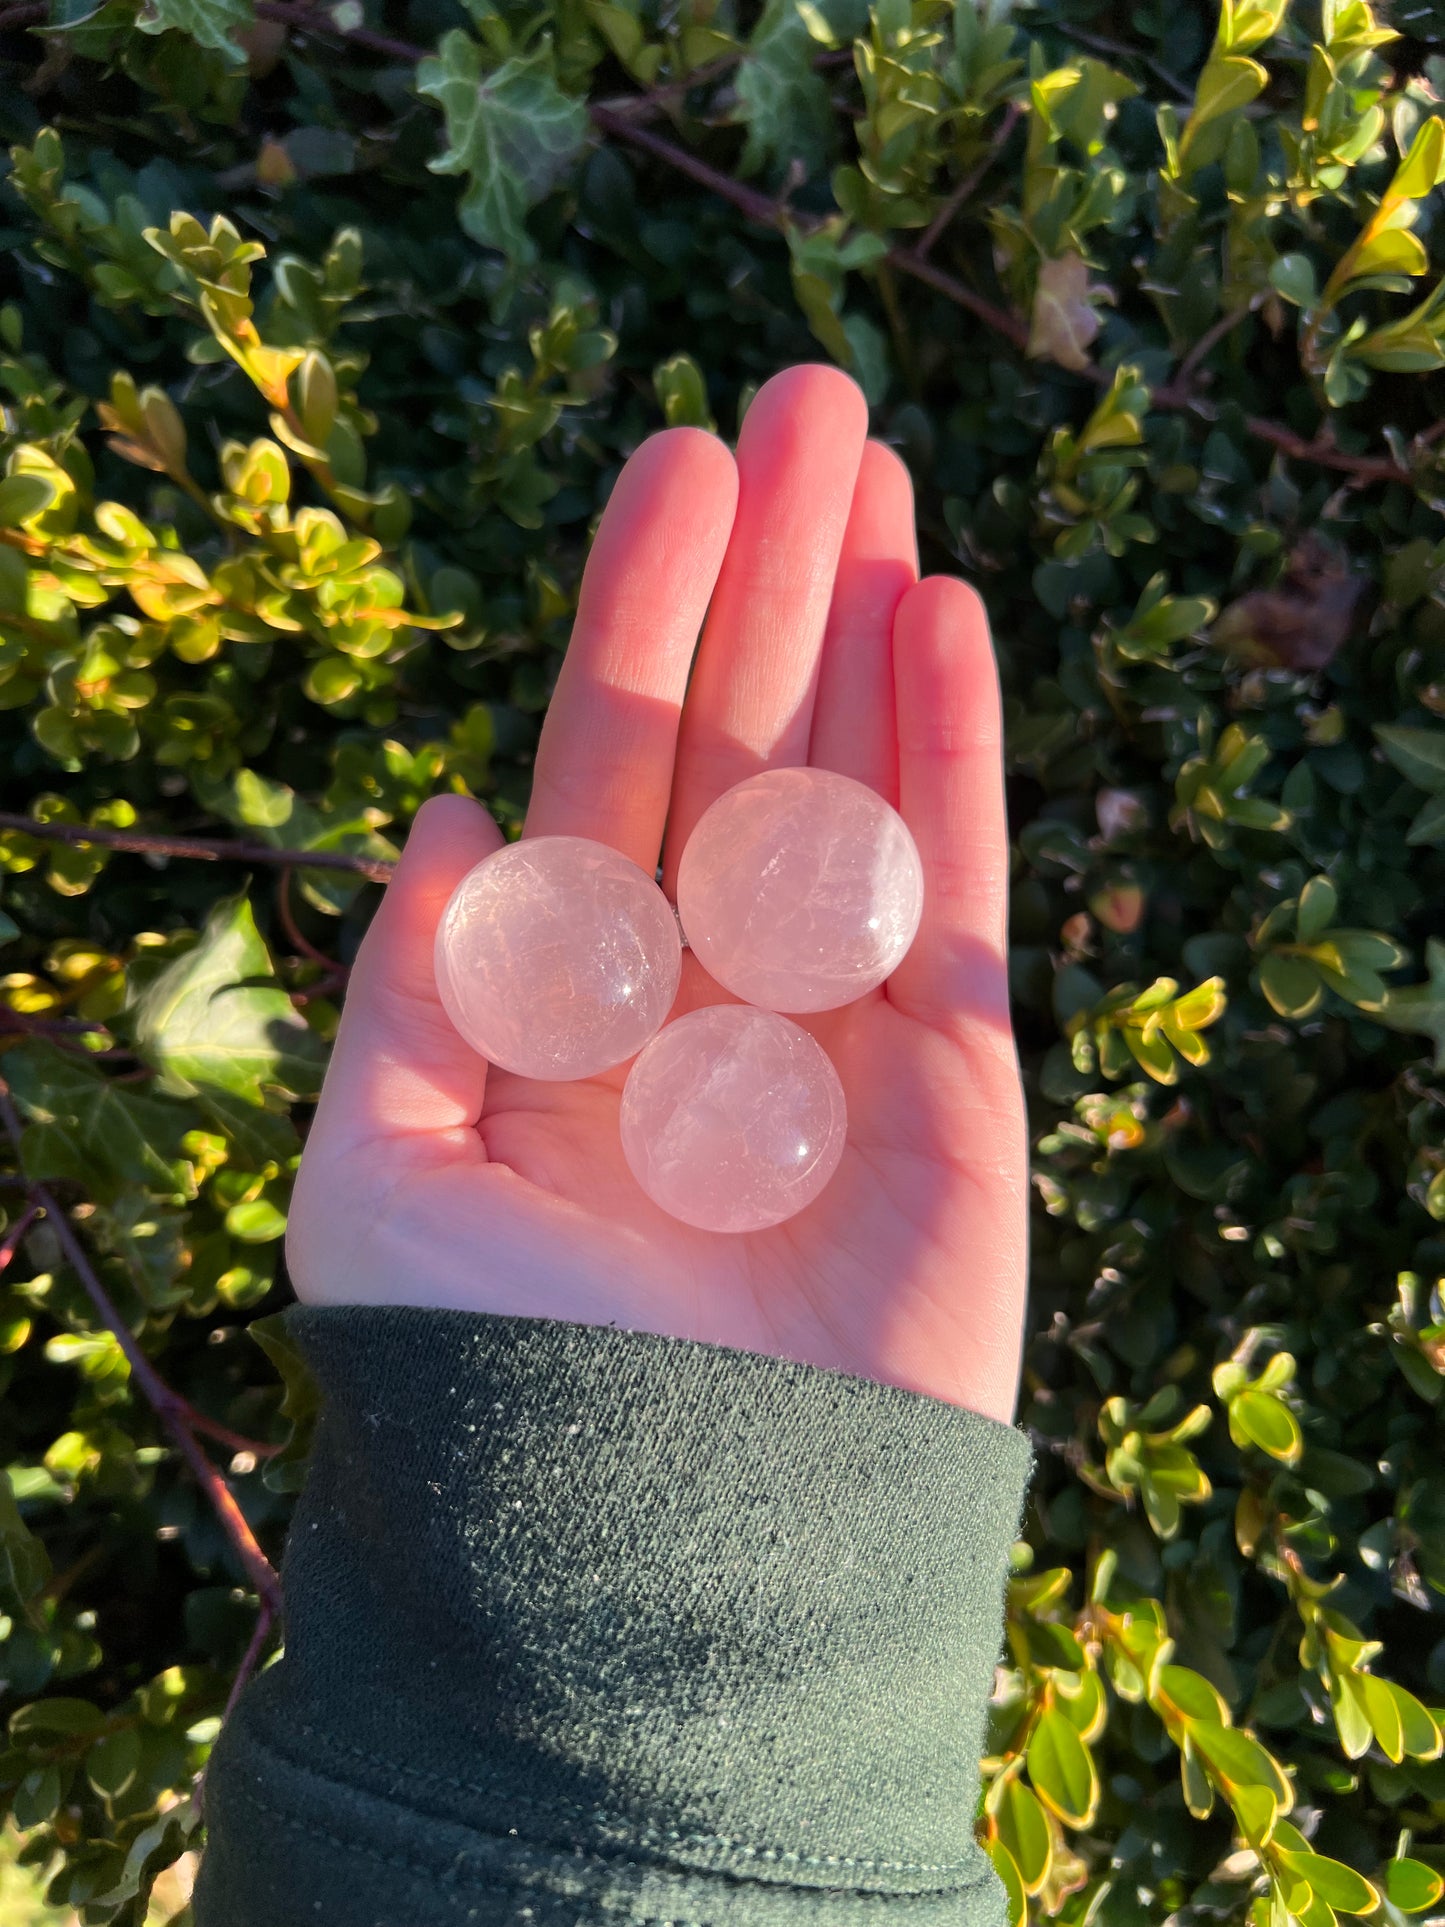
[1181,1736,1215,1817]
[733,0,833,172]
[653,353,716,431]
[1296,876,1338,944]
[1259,953,1324,1019]
[86,1727,140,1799]
[1370,938,1445,1069]
[0,472,58,527]
[10,1696,104,1736]
[1376,723,1445,792]
[1190,1720,1292,1810]
[135,0,254,62]
[417,35,590,265]
[1384,1859,1445,1913]
[1407,793,1445,844]
[11,1762,62,1829]
[131,895,327,1116]
[985,1838,1027,1927]
[995,1774,1051,1892]
[1,1040,194,1206]
[1279,1850,1379,1915]
[1389,114,1445,201]
[249,1311,321,1494]
[1026,1704,1099,1827]
[1228,1389,1303,1462]
[224,1197,287,1243]
[1270,253,1318,308]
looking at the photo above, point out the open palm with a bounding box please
[287,366,1027,1421]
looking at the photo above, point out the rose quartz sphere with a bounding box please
[434,836,681,1080]
[619,1005,847,1232]
[676,767,924,1012]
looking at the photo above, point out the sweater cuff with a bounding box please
[195,1306,1031,1927]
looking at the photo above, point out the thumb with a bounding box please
[308,793,503,1151]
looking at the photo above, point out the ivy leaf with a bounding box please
[1,1040,194,1206]
[249,1311,321,1494]
[417,34,590,265]
[131,895,327,1124]
[733,0,834,173]
[135,0,254,63]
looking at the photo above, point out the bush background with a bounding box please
[0,0,1443,1921]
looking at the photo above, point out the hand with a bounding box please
[287,365,1027,1421]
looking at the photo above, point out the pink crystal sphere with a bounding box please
[676,767,924,1012]
[434,836,681,1080]
[619,1005,847,1232]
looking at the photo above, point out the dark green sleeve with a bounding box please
[193,1305,1031,1927]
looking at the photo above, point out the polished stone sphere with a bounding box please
[434,836,681,1080]
[619,1005,847,1232]
[676,767,924,1012]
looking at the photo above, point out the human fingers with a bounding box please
[808,440,918,804]
[523,428,738,872]
[663,364,868,889]
[305,794,503,1148]
[886,576,1011,1034]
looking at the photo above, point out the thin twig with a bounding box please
[12,0,1428,496]
[277,869,346,973]
[916,103,1022,261]
[590,105,1033,346]
[1240,414,1411,485]
[0,1082,281,1611]
[253,0,419,63]
[1052,22,1193,102]
[220,1598,276,1728]
[1174,303,1256,389]
[0,812,395,882]
[892,245,1030,349]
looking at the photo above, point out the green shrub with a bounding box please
[0,0,1442,1919]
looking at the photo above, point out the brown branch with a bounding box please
[220,1598,275,1727]
[277,869,347,973]
[1174,303,1256,390]
[589,105,1031,348]
[916,103,1023,261]
[253,0,420,62]
[0,1081,281,1612]
[892,246,1030,350]
[1239,414,1411,485]
[588,104,780,225]
[0,812,395,882]
[16,0,1427,495]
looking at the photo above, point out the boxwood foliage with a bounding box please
[0,0,1443,1918]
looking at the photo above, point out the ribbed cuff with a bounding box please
[195,1306,1031,1927]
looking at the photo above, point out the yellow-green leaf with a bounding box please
[1026,1704,1100,1828]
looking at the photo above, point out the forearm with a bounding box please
[194,1305,1030,1926]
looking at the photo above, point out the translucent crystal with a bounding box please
[676,766,924,1012]
[434,836,681,1080]
[619,1005,847,1232]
